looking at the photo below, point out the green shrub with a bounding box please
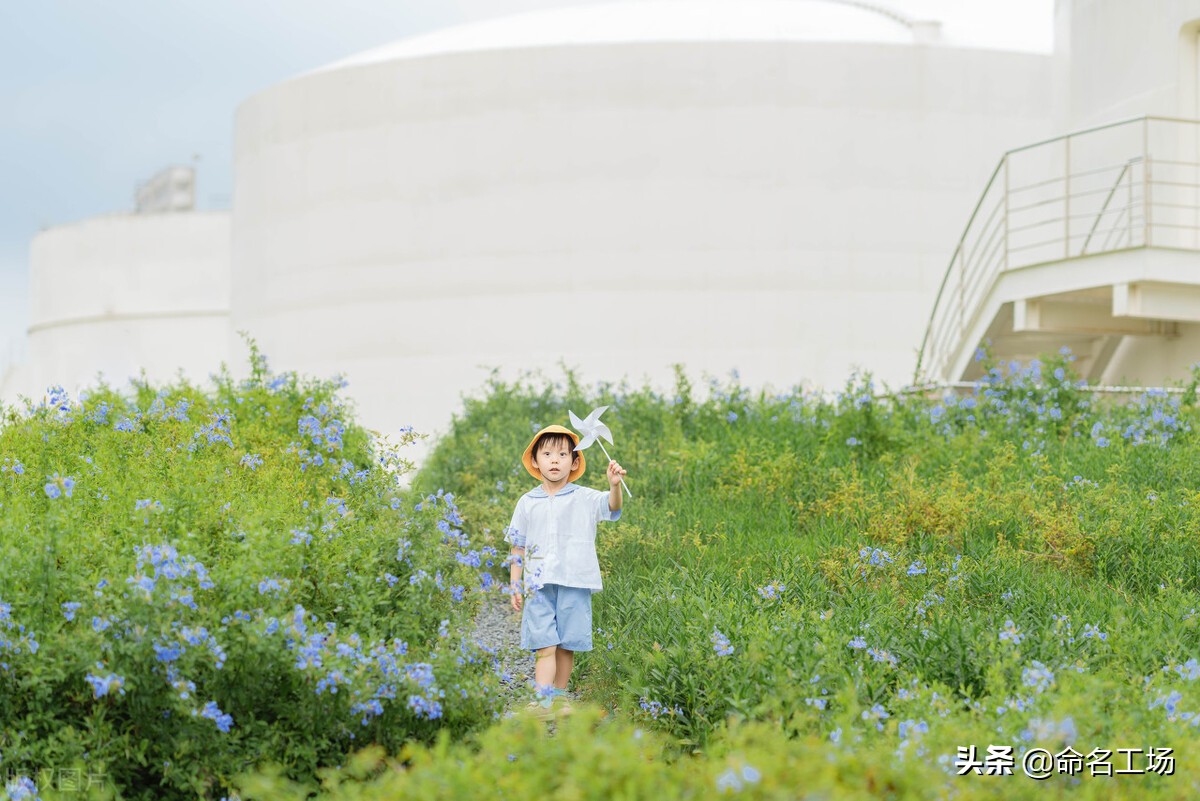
[400,351,1200,792]
[0,345,505,800]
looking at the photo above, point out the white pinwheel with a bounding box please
[568,405,631,497]
[569,405,613,451]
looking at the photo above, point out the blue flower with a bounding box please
[61,602,82,622]
[1173,658,1200,681]
[906,561,926,576]
[352,698,384,726]
[756,581,785,600]
[153,643,182,663]
[258,577,287,595]
[1152,690,1184,716]
[85,666,125,698]
[1022,661,1055,693]
[638,697,682,720]
[861,703,889,731]
[859,547,893,568]
[197,700,233,732]
[999,619,1023,645]
[5,776,39,801]
[715,768,743,793]
[406,663,436,689]
[315,669,346,695]
[867,647,898,667]
[407,694,443,720]
[711,627,734,656]
[126,575,156,596]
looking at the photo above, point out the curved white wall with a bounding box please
[22,212,230,401]
[233,38,1057,441]
[1065,0,1200,125]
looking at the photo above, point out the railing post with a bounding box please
[1064,135,1071,259]
[1127,158,1134,248]
[1003,157,1010,271]
[1144,117,1152,247]
[957,247,965,337]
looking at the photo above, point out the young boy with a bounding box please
[505,424,626,711]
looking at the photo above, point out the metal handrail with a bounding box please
[915,116,1200,383]
[1100,205,1133,251]
[1082,160,1134,254]
[916,158,1005,379]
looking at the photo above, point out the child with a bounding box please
[505,423,626,712]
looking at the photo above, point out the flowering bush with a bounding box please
[0,346,505,800]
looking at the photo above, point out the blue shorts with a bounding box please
[521,583,593,652]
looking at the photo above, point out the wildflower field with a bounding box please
[4,347,1200,799]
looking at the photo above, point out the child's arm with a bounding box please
[509,546,525,611]
[607,459,626,513]
[505,499,527,612]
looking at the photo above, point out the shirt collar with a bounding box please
[528,482,578,499]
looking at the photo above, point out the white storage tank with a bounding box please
[23,211,230,401]
[224,0,1058,441]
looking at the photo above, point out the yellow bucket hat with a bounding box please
[522,424,586,483]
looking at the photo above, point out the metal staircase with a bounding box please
[916,116,1200,384]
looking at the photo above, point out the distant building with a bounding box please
[5,0,1200,450]
[135,166,197,215]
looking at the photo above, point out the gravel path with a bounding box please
[471,591,535,708]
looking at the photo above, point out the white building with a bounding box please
[4,207,230,407]
[4,0,1200,447]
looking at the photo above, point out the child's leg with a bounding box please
[525,586,561,693]
[534,645,557,689]
[554,647,574,690]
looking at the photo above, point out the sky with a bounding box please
[0,0,1053,371]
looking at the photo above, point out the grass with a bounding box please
[6,347,1200,799]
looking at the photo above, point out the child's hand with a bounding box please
[511,587,523,612]
[607,459,626,488]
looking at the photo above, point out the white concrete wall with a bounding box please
[11,212,231,404]
[1103,326,1200,387]
[0,363,33,410]
[232,39,1057,442]
[1066,0,1200,126]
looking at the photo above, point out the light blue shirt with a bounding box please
[505,483,621,591]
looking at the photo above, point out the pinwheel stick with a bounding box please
[595,439,632,498]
